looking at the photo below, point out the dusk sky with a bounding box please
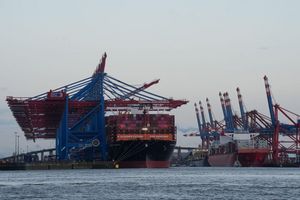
[0,0,300,156]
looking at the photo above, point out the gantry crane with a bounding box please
[190,75,300,165]
[7,53,188,161]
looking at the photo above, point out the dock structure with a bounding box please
[0,146,198,170]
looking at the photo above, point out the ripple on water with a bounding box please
[0,167,300,200]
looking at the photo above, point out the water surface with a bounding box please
[0,167,299,200]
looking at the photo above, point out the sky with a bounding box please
[0,0,300,157]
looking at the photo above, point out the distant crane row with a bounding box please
[187,76,300,165]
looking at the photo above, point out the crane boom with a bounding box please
[194,103,202,135]
[219,92,227,127]
[237,87,248,130]
[120,79,160,100]
[264,75,276,126]
[199,101,207,130]
[224,92,234,132]
[206,98,214,129]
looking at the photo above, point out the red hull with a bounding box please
[237,149,269,167]
[118,160,170,168]
[209,150,269,167]
[208,153,236,167]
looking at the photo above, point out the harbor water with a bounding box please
[0,167,299,200]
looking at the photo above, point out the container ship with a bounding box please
[5,53,188,168]
[107,113,176,168]
[208,131,270,167]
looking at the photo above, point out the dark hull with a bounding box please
[109,141,175,168]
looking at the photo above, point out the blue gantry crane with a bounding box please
[7,53,188,161]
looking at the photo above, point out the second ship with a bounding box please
[208,131,270,167]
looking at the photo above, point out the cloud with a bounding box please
[0,108,10,114]
[0,119,16,126]
[258,46,269,50]
[177,127,198,134]
[0,108,15,125]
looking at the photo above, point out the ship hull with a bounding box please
[208,153,236,167]
[208,150,269,167]
[117,160,171,168]
[237,149,269,167]
[109,141,175,168]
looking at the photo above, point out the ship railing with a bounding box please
[237,141,270,149]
